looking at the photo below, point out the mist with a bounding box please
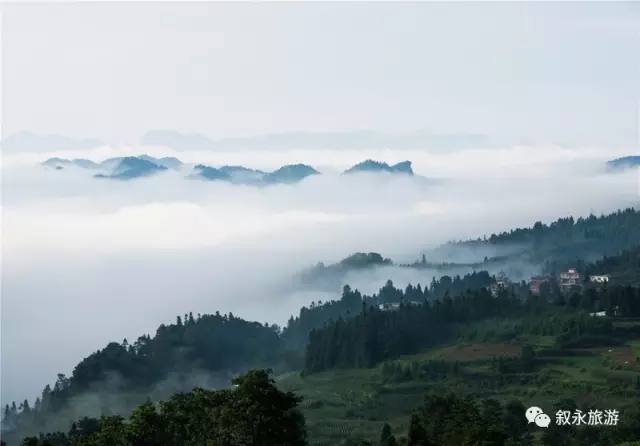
[1,144,639,405]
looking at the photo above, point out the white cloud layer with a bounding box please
[1,144,639,404]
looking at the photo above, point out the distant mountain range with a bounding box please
[607,156,640,171]
[0,130,500,155]
[41,155,418,185]
[6,130,632,154]
[140,131,217,151]
[139,130,496,151]
[1,131,104,153]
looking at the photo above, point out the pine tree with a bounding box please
[380,423,392,445]
[407,414,429,445]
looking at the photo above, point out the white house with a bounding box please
[589,275,609,283]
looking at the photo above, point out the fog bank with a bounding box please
[1,145,638,404]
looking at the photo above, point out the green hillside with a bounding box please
[299,208,640,290]
[279,315,640,445]
[4,210,640,445]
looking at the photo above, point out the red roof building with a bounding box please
[530,276,551,296]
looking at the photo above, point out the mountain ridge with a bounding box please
[42,155,421,185]
[344,159,414,175]
[296,207,640,292]
[93,157,168,180]
[1,131,104,153]
[607,155,640,171]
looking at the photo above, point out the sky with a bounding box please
[1,2,639,146]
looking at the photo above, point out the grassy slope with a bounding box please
[277,317,640,445]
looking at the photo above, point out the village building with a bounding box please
[490,271,510,297]
[558,268,583,293]
[529,276,552,296]
[589,306,620,317]
[589,275,610,283]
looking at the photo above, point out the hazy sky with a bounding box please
[2,2,639,146]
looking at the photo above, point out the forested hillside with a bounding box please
[5,370,308,446]
[10,274,640,445]
[585,245,640,285]
[3,215,640,445]
[299,208,640,289]
[303,284,640,374]
[12,368,640,446]
[1,269,513,444]
[453,208,640,248]
[283,271,496,349]
[450,207,640,272]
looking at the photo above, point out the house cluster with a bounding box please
[529,268,611,296]
[490,271,510,297]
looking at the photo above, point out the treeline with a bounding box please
[563,285,640,317]
[300,290,488,373]
[540,245,640,282]
[404,253,515,271]
[282,271,497,348]
[456,208,640,249]
[13,372,640,446]
[303,208,640,287]
[296,252,392,291]
[8,370,307,446]
[303,282,638,374]
[443,208,640,274]
[587,245,640,274]
[584,245,640,286]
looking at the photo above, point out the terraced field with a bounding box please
[278,318,640,445]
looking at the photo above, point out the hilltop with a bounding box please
[93,157,168,180]
[343,160,414,175]
[0,132,104,153]
[607,156,640,171]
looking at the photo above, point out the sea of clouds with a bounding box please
[1,143,638,404]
